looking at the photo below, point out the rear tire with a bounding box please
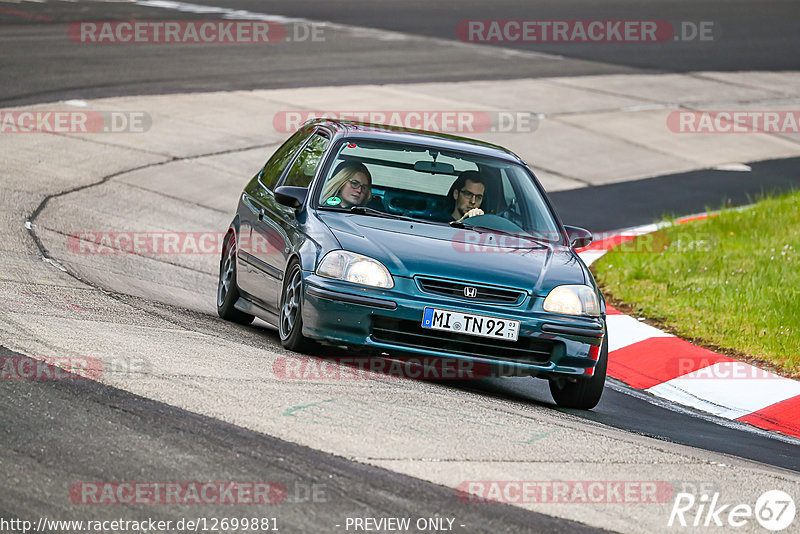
[549,334,607,410]
[217,231,254,325]
[278,260,316,353]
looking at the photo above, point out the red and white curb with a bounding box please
[577,217,800,439]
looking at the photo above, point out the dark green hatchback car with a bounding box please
[218,119,607,409]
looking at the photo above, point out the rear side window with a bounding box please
[259,129,312,190]
[282,133,330,188]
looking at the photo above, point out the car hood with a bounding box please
[318,213,586,295]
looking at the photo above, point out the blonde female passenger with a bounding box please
[321,162,372,208]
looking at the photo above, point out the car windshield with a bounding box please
[316,139,563,242]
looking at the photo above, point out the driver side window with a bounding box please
[282,133,330,188]
[259,130,311,191]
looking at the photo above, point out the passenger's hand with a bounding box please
[457,208,484,222]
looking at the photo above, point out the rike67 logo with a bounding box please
[669,490,795,531]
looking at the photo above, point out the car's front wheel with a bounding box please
[217,231,254,325]
[278,260,316,353]
[549,334,607,410]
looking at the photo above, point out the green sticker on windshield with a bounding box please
[325,196,342,206]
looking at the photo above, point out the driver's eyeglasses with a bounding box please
[347,179,368,191]
[459,190,484,202]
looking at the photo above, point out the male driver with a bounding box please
[440,170,485,222]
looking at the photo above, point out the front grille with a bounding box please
[416,277,525,305]
[371,317,553,364]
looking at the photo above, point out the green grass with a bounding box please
[594,191,800,377]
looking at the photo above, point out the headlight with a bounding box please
[317,250,394,289]
[543,285,600,317]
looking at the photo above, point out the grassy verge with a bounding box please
[593,191,800,378]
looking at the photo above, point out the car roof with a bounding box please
[305,118,527,165]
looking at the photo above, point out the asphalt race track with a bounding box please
[2,1,799,533]
[3,0,800,105]
[0,344,605,534]
[549,157,800,232]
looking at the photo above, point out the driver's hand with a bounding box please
[457,208,484,222]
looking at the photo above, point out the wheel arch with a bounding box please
[222,216,241,255]
[293,240,322,275]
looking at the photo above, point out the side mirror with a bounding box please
[564,225,593,248]
[274,186,308,209]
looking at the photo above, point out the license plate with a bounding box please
[421,307,519,341]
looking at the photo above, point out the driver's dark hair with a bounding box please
[445,170,486,212]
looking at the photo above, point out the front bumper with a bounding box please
[302,273,605,378]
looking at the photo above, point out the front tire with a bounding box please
[278,260,315,353]
[549,334,608,410]
[217,231,254,325]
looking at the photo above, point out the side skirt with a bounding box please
[234,297,279,328]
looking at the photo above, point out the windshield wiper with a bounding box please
[448,220,510,233]
[346,206,419,223]
[349,206,392,217]
[318,205,420,222]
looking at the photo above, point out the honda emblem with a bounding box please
[464,286,477,298]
